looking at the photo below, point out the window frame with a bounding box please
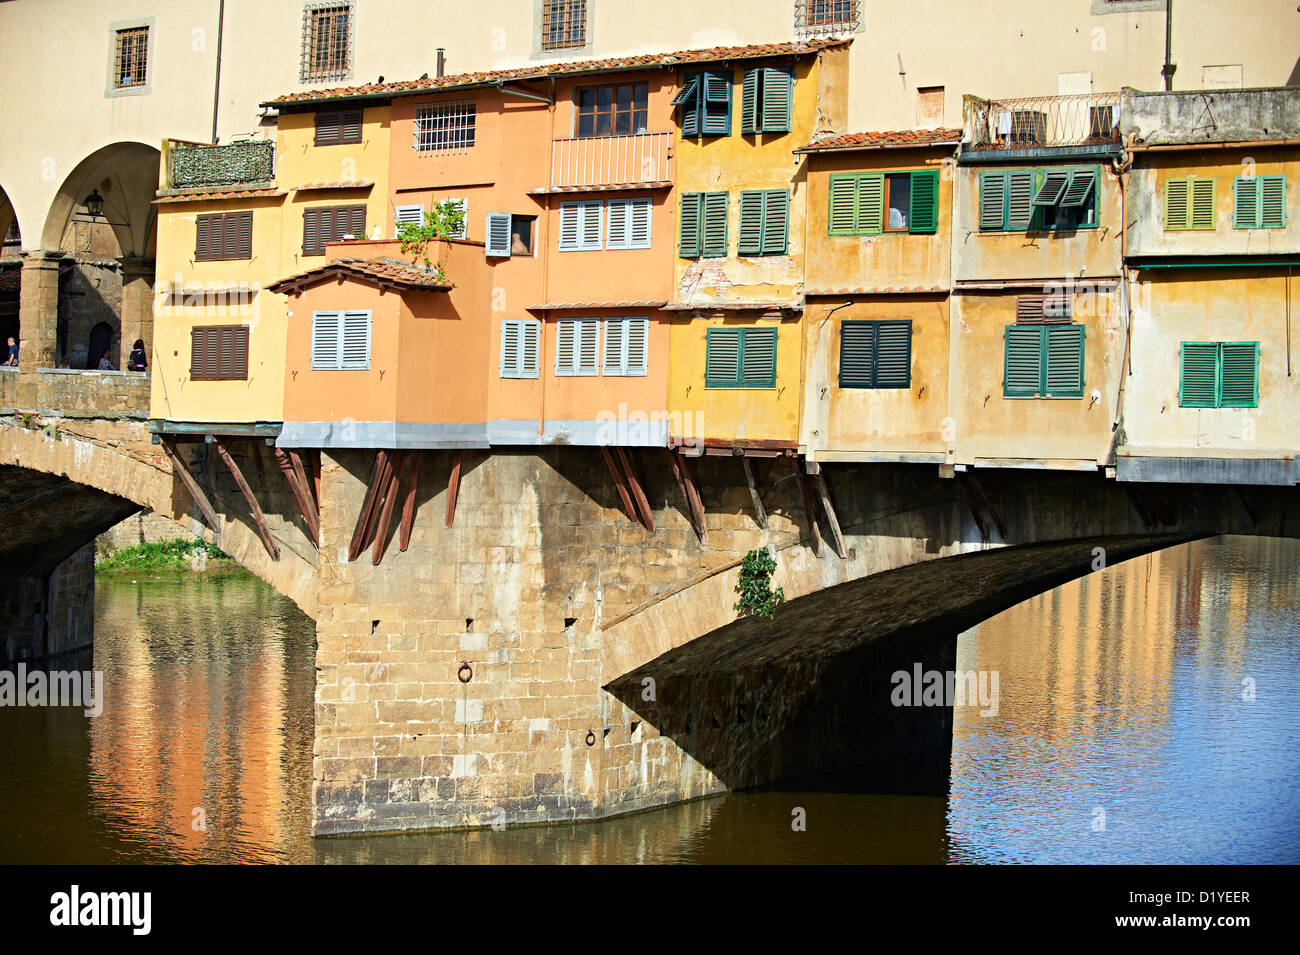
[314,108,363,147]
[838,320,913,390]
[413,100,477,155]
[540,0,588,51]
[1164,175,1217,231]
[980,166,1100,233]
[1003,323,1086,399]
[190,324,250,381]
[301,2,354,84]
[705,326,778,389]
[195,212,253,262]
[828,170,939,236]
[310,309,371,371]
[1233,175,1287,230]
[738,189,790,256]
[679,192,729,259]
[500,319,542,379]
[574,82,649,139]
[602,317,650,377]
[604,197,653,250]
[1178,341,1260,408]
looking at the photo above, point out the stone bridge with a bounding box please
[2,371,1296,834]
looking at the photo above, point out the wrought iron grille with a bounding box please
[114,27,149,88]
[541,0,587,50]
[414,102,477,155]
[301,2,353,83]
[964,92,1122,150]
[794,0,859,37]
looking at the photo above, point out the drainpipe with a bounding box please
[1110,147,1136,452]
[1160,0,1175,92]
[211,0,227,144]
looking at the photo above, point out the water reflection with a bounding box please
[0,536,1295,863]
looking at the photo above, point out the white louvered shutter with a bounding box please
[555,319,577,374]
[521,320,540,377]
[605,200,629,249]
[628,198,652,249]
[395,205,425,236]
[558,202,582,251]
[486,212,513,257]
[577,318,599,375]
[311,311,341,369]
[448,198,469,238]
[579,200,603,250]
[340,311,371,369]
[500,320,521,377]
[603,317,648,376]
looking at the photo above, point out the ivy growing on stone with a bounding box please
[735,547,785,620]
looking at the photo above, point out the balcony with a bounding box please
[162,139,276,191]
[540,132,674,193]
[963,92,1122,152]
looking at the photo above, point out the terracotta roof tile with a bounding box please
[268,256,452,294]
[527,300,667,310]
[293,180,375,191]
[795,128,962,153]
[154,188,285,203]
[265,39,850,106]
[804,286,949,296]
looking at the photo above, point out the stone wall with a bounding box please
[1,542,95,664]
[96,509,195,554]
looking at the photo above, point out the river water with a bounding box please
[1,536,1296,864]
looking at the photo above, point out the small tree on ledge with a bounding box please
[396,200,467,284]
[735,547,785,620]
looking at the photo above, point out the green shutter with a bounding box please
[740,327,778,386]
[874,321,912,389]
[1004,325,1043,397]
[857,173,884,234]
[701,192,729,257]
[676,75,700,136]
[1233,176,1258,229]
[679,192,701,258]
[1043,325,1085,397]
[838,321,875,388]
[1059,167,1096,208]
[762,190,789,254]
[1166,178,1190,231]
[980,171,1007,231]
[909,170,939,234]
[1007,169,1036,231]
[706,327,777,388]
[702,72,732,135]
[1032,170,1070,207]
[1178,342,1219,407]
[1219,342,1259,407]
[705,328,740,387]
[740,68,758,134]
[1190,177,1216,230]
[759,67,793,133]
[738,190,764,255]
[1260,175,1286,229]
[828,175,858,235]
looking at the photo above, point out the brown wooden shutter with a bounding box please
[235,212,253,259]
[1016,293,1072,325]
[341,109,363,144]
[196,215,211,260]
[204,328,221,378]
[315,110,340,146]
[347,204,366,238]
[303,208,320,255]
[222,214,240,260]
[232,326,250,379]
[190,327,205,376]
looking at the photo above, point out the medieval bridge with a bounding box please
[1,372,1296,833]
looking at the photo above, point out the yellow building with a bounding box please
[667,39,848,452]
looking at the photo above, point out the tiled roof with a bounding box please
[528,300,667,310]
[154,188,285,203]
[528,181,672,195]
[663,301,803,312]
[804,286,949,295]
[267,256,452,294]
[293,180,375,191]
[795,128,962,153]
[266,39,850,106]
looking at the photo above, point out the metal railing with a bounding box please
[963,92,1122,150]
[550,132,672,189]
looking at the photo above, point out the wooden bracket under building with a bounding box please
[667,448,708,544]
[741,457,767,530]
[161,437,222,534]
[213,438,280,561]
[274,448,320,547]
[445,450,463,529]
[349,449,393,561]
[809,467,847,559]
[954,472,991,542]
[600,446,639,525]
[615,447,655,531]
[790,456,824,558]
[399,450,422,551]
[371,451,405,566]
[1124,483,1157,530]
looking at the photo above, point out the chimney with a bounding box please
[436,48,445,78]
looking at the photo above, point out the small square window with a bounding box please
[511,216,536,256]
[541,0,587,51]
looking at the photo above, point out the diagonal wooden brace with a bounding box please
[214,438,280,561]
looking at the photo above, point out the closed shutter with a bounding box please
[500,319,521,377]
[828,175,858,236]
[1178,341,1219,407]
[1043,325,1084,397]
[190,327,208,377]
[909,170,939,234]
[1219,341,1259,407]
[701,192,729,257]
[741,327,777,386]
[740,68,759,134]
[1260,175,1287,229]
[558,202,581,250]
[738,191,764,255]
[762,190,789,254]
[1190,177,1216,230]
[874,321,912,389]
[555,318,599,375]
[303,208,321,255]
[521,320,540,376]
[759,67,793,133]
[230,326,249,379]
[1003,325,1043,397]
[1059,167,1096,208]
[344,205,366,240]
[1165,178,1190,231]
[555,319,576,373]
[623,318,649,376]
[395,204,426,230]
[679,192,701,257]
[1032,170,1070,207]
[1007,169,1035,231]
[673,75,701,136]
[838,322,875,388]
[627,197,651,248]
[604,200,628,249]
[216,327,236,378]
[579,200,602,249]
[341,109,363,144]
[1234,176,1259,229]
[705,328,741,387]
[447,198,469,239]
[500,320,539,377]
[486,212,513,257]
[234,212,252,259]
[315,111,340,146]
[980,171,1007,231]
[195,214,215,261]
[311,311,341,369]
[702,72,732,135]
[341,310,370,369]
[1017,294,1073,325]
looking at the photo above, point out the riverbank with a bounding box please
[94,538,232,575]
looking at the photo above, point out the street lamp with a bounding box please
[83,189,105,218]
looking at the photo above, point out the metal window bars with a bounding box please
[301,3,352,83]
[794,0,859,36]
[114,27,149,88]
[541,0,586,50]
[414,102,477,155]
[963,92,1122,150]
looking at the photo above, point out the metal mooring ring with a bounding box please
[457,662,473,684]
[585,730,596,747]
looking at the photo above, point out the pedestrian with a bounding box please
[97,350,113,370]
[57,353,70,369]
[127,339,147,372]
[3,336,17,367]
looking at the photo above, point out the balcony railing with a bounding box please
[963,92,1122,151]
[165,139,276,190]
[549,132,673,190]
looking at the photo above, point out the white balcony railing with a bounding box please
[963,92,1122,151]
[550,132,673,189]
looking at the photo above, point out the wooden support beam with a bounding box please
[445,450,463,528]
[961,472,1007,539]
[274,448,320,546]
[954,474,991,542]
[161,438,222,533]
[741,457,767,530]
[372,451,404,566]
[601,446,638,524]
[810,470,846,559]
[615,447,654,531]
[790,457,824,557]
[399,450,422,552]
[670,448,708,544]
[289,449,317,516]
[349,450,392,561]
[214,439,280,561]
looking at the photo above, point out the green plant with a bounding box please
[396,199,467,274]
[96,538,227,574]
[735,547,785,620]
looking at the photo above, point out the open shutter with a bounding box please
[1179,342,1219,407]
[1004,325,1043,397]
[1043,325,1084,397]
[1165,178,1190,231]
[759,67,793,133]
[740,68,759,134]
[979,171,1007,231]
[740,327,777,386]
[1032,170,1070,207]
[838,322,875,388]
[701,192,728,257]
[762,191,789,254]
[673,75,701,136]
[311,311,341,369]
[909,170,939,234]
[341,311,370,369]
[705,328,740,387]
[1219,342,1259,407]
[1059,167,1096,208]
[679,193,701,257]
[486,212,513,257]
[702,72,732,135]
[1007,169,1035,230]
[738,191,764,256]
[856,174,884,235]
[1260,175,1286,229]
[1190,178,1216,230]
[828,176,858,236]
[874,321,912,389]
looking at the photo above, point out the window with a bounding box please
[705,327,777,388]
[555,318,601,375]
[679,192,728,258]
[301,3,352,83]
[190,325,249,380]
[576,84,648,138]
[603,317,649,376]
[500,319,541,378]
[605,198,652,250]
[311,310,370,370]
[795,0,860,36]
[674,72,732,137]
[541,0,587,50]
[1004,324,1085,398]
[414,101,476,154]
[1015,293,1073,324]
[558,201,604,251]
[196,212,253,262]
[829,171,939,236]
[741,67,794,135]
[1179,342,1259,408]
[738,190,790,256]
[981,167,1098,232]
[1233,176,1287,230]
[918,86,945,128]
[485,213,535,257]
[839,320,911,389]
[1165,176,1216,231]
[302,205,366,256]
[315,109,362,146]
[113,26,149,89]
